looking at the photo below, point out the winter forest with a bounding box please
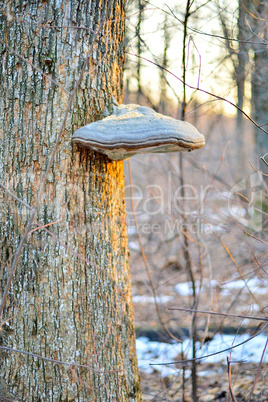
[0,0,267,401]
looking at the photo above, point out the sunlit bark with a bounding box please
[0,1,141,400]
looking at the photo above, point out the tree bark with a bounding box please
[0,1,141,400]
[251,0,268,169]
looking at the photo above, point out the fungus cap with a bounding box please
[72,104,205,161]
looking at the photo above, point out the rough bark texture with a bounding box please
[0,1,141,400]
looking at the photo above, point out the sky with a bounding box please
[125,0,251,117]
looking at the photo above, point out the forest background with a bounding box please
[124,0,268,400]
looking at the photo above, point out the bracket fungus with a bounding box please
[72,104,205,161]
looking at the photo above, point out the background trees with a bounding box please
[124,1,267,400]
[0,1,141,400]
[250,1,268,165]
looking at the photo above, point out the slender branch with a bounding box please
[0,40,69,95]
[127,51,268,135]
[150,323,268,366]
[165,4,267,46]
[128,159,182,343]
[0,182,126,305]
[168,307,268,322]
[227,356,238,402]
[248,336,268,399]
[0,346,121,373]
[93,325,113,399]
[260,153,268,166]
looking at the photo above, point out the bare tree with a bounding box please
[250,0,268,167]
[159,14,171,114]
[0,1,141,400]
[236,1,250,130]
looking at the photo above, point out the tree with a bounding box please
[236,0,250,130]
[221,0,268,168]
[0,1,141,400]
[250,0,268,168]
[235,0,250,173]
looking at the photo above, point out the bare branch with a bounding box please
[168,307,268,322]
[150,323,268,366]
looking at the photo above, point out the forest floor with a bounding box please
[139,361,268,401]
[130,236,268,401]
[129,216,268,401]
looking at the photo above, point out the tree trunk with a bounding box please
[235,0,250,174]
[0,1,141,400]
[251,0,268,170]
[159,14,170,114]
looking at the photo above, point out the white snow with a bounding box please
[128,241,140,251]
[174,280,218,296]
[174,278,268,297]
[136,337,184,377]
[132,295,173,304]
[136,333,268,377]
[221,278,268,296]
[174,282,194,296]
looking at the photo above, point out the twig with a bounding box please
[260,153,268,167]
[168,307,268,322]
[28,175,79,235]
[0,40,69,95]
[0,182,126,301]
[165,4,267,45]
[69,366,92,391]
[248,336,268,400]
[94,323,112,359]
[249,161,268,177]
[127,51,268,135]
[128,159,182,343]
[150,323,268,366]
[241,3,266,21]
[227,215,268,246]
[209,226,263,311]
[0,182,34,211]
[93,325,113,400]
[227,356,238,402]
[0,346,121,373]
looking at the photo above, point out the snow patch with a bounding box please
[136,333,268,377]
[132,295,173,304]
[174,280,218,296]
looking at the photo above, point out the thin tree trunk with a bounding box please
[236,2,248,128]
[180,2,198,401]
[251,0,268,170]
[0,1,141,400]
[235,0,250,174]
[159,14,170,114]
[136,0,145,104]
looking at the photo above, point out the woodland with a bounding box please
[0,0,267,401]
[126,1,268,400]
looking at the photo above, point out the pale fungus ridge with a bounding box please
[72,104,205,161]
